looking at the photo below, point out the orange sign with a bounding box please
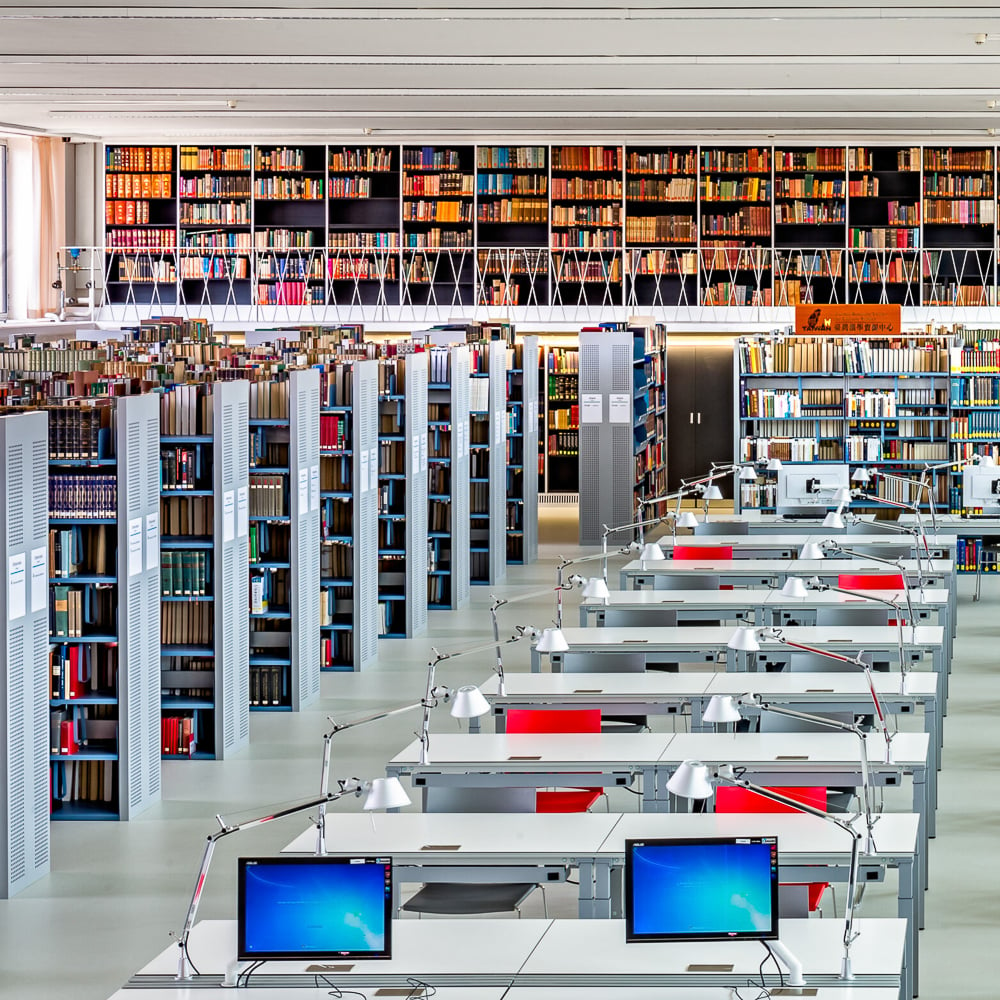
[794,304,900,336]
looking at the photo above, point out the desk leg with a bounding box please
[592,861,612,919]
[577,860,596,919]
[644,766,665,813]
[915,763,933,841]
[609,863,623,918]
[898,856,918,998]
[690,698,708,733]
[531,648,539,673]
[580,607,588,626]
[469,715,481,734]
[924,700,941,770]
[494,709,507,734]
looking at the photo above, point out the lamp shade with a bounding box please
[851,467,871,484]
[665,760,715,800]
[798,542,825,560]
[450,685,490,719]
[676,511,699,528]
[727,626,761,652]
[739,465,758,481]
[640,542,666,562]
[703,695,743,724]
[363,777,411,811]
[535,627,569,653]
[833,487,852,504]
[780,576,809,599]
[702,484,724,501]
[766,457,783,471]
[981,454,997,467]
[822,510,845,529]
[581,576,610,601]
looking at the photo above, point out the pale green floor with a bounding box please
[0,505,996,999]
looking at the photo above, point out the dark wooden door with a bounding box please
[667,342,736,494]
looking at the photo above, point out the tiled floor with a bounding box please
[0,507,992,999]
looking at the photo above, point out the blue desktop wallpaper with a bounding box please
[630,841,775,937]
[242,861,388,956]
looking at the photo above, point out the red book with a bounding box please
[68,646,84,699]
[59,720,77,755]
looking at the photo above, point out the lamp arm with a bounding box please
[819,543,918,628]
[715,772,862,981]
[176,781,363,980]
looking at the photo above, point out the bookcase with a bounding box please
[377,350,428,638]
[0,412,49,890]
[735,333,953,513]
[318,358,379,670]
[402,145,475,308]
[178,145,252,308]
[254,145,327,307]
[103,145,177,308]
[477,146,548,307]
[635,323,669,515]
[50,392,161,821]
[506,335,539,564]
[327,145,400,308]
[468,340,507,585]
[699,145,772,307]
[247,369,320,707]
[625,146,698,310]
[427,345,471,610]
[160,380,249,760]
[539,343,580,495]
[578,325,664,545]
[847,146,921,306]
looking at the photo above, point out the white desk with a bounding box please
[509,990,901,1000]
[280,810,921,996]
[478,670,942,777]
[127,918,908,998]
[654,533,956,562]
[112,991,505,1000]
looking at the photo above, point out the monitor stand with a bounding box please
[768,939,806,986]
[224,958,252,986]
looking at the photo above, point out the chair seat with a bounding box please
[402,882,538,915]
[536,788,604,812]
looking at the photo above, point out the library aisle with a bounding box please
[0,518,994,1000]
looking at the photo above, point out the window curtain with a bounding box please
[29,136,65,318]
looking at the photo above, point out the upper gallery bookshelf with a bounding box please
[178,145,252,307]
[98,141,1000,313]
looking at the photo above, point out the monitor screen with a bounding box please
[238,856,393,961]
[776,463,849,514]
[625,837,779,943]
[963,467,1000,509]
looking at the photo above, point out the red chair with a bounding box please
[673,545,733,561]
[838,573,907,625]
[506,709,607,813]
[715,785,835,916]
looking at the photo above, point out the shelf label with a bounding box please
[223,490,235,543]
[420,432,428,473]
[609,393,631,424]
[30,546,46,614]
[8,553,25,621]
[127,517,143,577]
[412,436,420,476]
[369,449,379,492]
[237,486,248,538]
[145,513,159,571]
[310,464,320,510]
[581,393,603,424]
[298,468,309,518]
[495,413,504,445]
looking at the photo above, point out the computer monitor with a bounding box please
[237,856,393,961]
[625,837,779,943]
[963,466,1000,511]
[776,463,850,516]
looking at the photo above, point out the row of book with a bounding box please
[547,431,579,456]
[257,282,324,305]
[180,146,251,171]
[403,174,473,196]
[950,376,1000,404]
[626,178,696,201]
[179,202,250,225]
[738,336,950,374]
[248,474,287,517]
[952,346,1000,373]
[51,475,117,518]
[161,495,212,537]
[106,146,173,172]
[161,716,198,756]
[950,413,1000,438]
[477,198,548,223]
[477,175,547,197]
[106,172,172,200]
[625,216,696,244]
[161,445,205,490]
[330,147,394,172]
[249,665,286,706]
[477,147,546,169]
[254,177,324,200]
[248,378,289,419]
[740,436,819,462]
[161,550,211,597]
[179,176,251,198]
[162,602,213,646]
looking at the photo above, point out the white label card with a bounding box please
[127,517,143,577]
[310,464,320,511]
[298,468,309,518]
[30,546,46,613]
[237,486,248,538]
[581,393,603,424]
[145,514,159,571]
[8,553,25,621]
[368,450,379,492]
[420,432,428,473]
[223,491,235,542]
[412,437,420,476]
[495,414,504,445]
[609,393,632,424]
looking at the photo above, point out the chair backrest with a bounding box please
[715,784,828,814]
[423,786,536,813]
[559,651,647,674]
[815,607,890,628]
[846,520,898,535]
[759,710,855,734]
[506,708,602,734]
[603,608,678,628]
[653,573,720,592]
[838,573,906,590]
[673,545,733,560]
[695,521,750,536]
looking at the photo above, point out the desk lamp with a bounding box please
[175,773,410,980]
[726,625,894,765]
[848,489,933,582]
[702,693,880,853]
[637,462,745,524]
[555,546,635,622]
[798,542,825,560]
[779,576,809,599]
[802,575,911,694]
[823,488,852,530]
[666,760,862,983]
[818,538,918,632]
